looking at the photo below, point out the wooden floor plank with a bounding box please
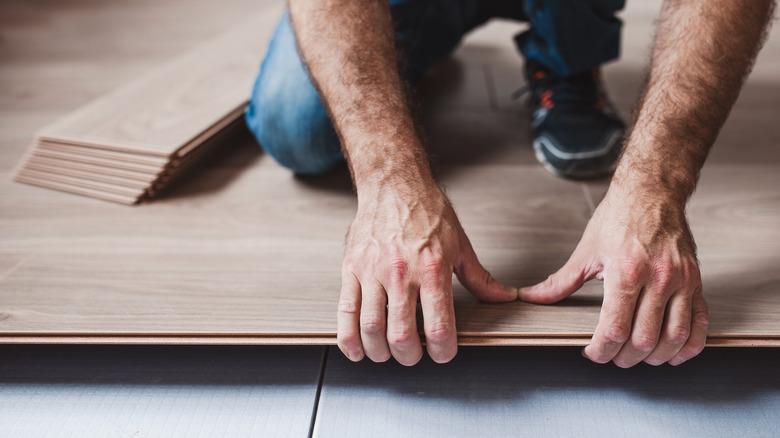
[13,174,139,205]
[1,0,779,346]
[26,156,157,187]
[31,148,164,174]
[35,5,282,157]
[38,141,171,167]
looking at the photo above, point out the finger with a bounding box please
[359,280,391,362]
[644,290,692,366]
[583,270,642,364]
[669,290,709,366]
[456,240,516,303]
[613,280,672,368]
[386,280,423,366]
[519,245,591,304]
[419,256,457,364]
[337,271,364,362]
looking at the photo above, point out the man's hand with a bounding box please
[289,0,517,365]
[518,0,774,368]
[520,182,708,367]
[338,185,517,365]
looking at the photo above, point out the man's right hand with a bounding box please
[336,185,518,365]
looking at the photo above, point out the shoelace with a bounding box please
[512,67,605,111]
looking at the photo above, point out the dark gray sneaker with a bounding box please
[524,61,625,179]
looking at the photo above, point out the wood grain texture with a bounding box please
[17,168,146,198]
[23,158,154,189]
[1,0,779,346]
[2,162,779,343]
[35,8,282,157]
[38,141,170,167]
[12,3,281,203]
[29,149,164,174]
[13,174,139,205]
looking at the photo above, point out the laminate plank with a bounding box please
[38,141,171,167]
[0,335,775,347]
[2,162,779,342]
[31,149,164,174]
[25,155,158,184]
[35,6,282,157]
[17,169,146,198]
[1,0,779,346]
[23,160,150,190]
[13,174,139,205]
[0,345,323,438]
[313,347,780,437]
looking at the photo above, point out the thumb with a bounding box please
[456,243,518,303]
[519,249,591,304]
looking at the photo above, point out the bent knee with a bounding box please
[245,94,342,175]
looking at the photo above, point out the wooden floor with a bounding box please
[1,0,779,346]
[1,1,780,436]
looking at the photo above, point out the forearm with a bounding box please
[289,0,435,201]
[613,0,774,203]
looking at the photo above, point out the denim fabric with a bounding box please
[245,0,624,174]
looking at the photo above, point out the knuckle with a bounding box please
[389,258,409,279]
[426,321,453,343]
[388,328,416,347]
[618,259,647,287]
[423,254,446,275]
[613,288,638,305]
[653,263,677,291]
[693,311,710,329]
[338,300,359,315]
[667,325,691,344]
[633,333,658,352]
[682,258,700,283]
[604,324,630,345]
[360,318,385,336]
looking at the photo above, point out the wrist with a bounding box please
[612,131,706,205]
[357,174,444,207]
[352,156,438,205]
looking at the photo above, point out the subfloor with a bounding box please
[1,0,779,435]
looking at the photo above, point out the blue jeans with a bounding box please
[245,0,625,175]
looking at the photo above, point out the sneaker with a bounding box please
[522,61,625,179]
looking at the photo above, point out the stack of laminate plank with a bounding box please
[14,7,281,205]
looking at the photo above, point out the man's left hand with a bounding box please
[519,182,709,367]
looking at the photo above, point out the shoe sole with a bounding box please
[533,138,617,180]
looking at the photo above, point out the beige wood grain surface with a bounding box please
[24,156,158,185]
[1,0,778,345]
[30,149,164,174]
[38,142,171,167]
[35,6,282,157]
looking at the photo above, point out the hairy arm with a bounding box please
[289,0,429,193]
[290,0,516,366]
[617,0,775,199]
[521,0,775,367]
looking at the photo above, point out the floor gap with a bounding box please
[307,346,329,438]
